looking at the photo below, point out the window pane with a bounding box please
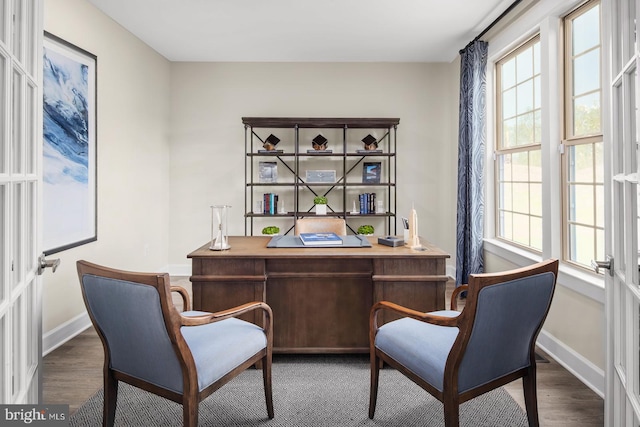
[573,4,600,54]
[503,118,516,148]
[501,182,513,210]
[530,149,541,181]
[531,183,542,216]
[513,183,530,213]
[534,75,541,109]
[503,87,516,119]
[502,58,516,89]
[517,79,534,114]
[499,153,511,181]
[501,211,513,240]
[574,49,600,95]
[513,213,531,246]
[533,42,540,75]
[534,110,541,144]
[517,113,535,146]
[574,92,601,135]
[570,223,596,265]
[516,47,534,82]
[570,184,595,225]
[512,151,530,180]
[569,144,594,182]
[531,216,543,251]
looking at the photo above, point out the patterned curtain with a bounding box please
[456,40,488,287]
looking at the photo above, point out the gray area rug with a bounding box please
[70,355,528,426]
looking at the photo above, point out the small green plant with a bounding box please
[357,225,375,235]
[313,196,327,205]
[261,226,280,235]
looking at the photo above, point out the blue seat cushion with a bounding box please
[181,313,267,392]
[374,311,460,392]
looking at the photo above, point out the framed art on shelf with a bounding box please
[259,161,278,183]
[362,162,381,184]
[43,32,97,254]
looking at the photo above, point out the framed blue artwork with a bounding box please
[43,32,97,254]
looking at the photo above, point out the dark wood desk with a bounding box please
[188,236,450,354]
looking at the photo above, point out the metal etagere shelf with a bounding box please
[243,117,399,236]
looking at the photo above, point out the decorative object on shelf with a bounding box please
[261,226,280,235]
[351,199,359,214]
[210,205,231,251]
[259,161,278,183]
[357,134,382,153]
[254,200,263,214]
[363,162,381,184]
[314,195,328,215]
[312,134,328,150]
[376,200,384,213]
[306,170,336,183]
[407,205,420,249]
[261,133,281,151]
[357,225,375,236]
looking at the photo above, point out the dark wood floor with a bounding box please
[43,279,604,425]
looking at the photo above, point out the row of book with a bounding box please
[262,193,279,215]
[359,193,377,214]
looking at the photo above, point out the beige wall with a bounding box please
[168,62,460,267]
[43,0,172,333]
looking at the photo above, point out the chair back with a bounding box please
[77,261,186,393]
[295,218,347,235]
[451,259,558,393]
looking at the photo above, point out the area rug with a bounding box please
[70,355,528,426]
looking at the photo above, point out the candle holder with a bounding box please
[209,205,231,251]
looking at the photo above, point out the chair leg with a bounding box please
[368,350,381,419]
[103,369,118,427]
[183,396,199,427]
[263,353,274,419]
[443,394,460,427]
[522,367,540,427]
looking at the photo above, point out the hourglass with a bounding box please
[209,205,231,250]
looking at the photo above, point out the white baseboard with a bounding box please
[537,329,605,398]
[42,311,92,356]
[163,263,192,277]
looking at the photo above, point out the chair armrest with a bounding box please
[170,286,191,312]
[450,284,468,311]
[370,301,459,333]
[180,302,273,337]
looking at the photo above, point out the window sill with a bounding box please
[484,238,604,303]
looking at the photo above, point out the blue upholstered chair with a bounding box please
[77,260,274,427]
[369,259,559,427]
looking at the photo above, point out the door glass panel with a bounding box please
[0,184,5,304]
[0,315,4,402]
[11,293,23,399]
[12,68,22,174]
[25,281,35,372]
[0,52,5,174]
[12,181,22,289]
[11,0,22,63]
[25,181,34,271]
[25,81,34,174]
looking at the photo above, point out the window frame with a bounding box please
[561,0,604,271]
[494,34,543,252]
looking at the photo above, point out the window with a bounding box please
[495,36,543,251]
[563,0,603,269]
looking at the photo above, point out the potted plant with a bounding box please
[261,226,280,236]
[357,224,375,236]
[314,195,328,215]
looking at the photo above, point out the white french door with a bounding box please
[605,0,640,424]
[0,0,43,403]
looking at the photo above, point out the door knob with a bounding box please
[38,253,60,275]
[591,256,613,276]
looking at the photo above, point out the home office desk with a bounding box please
[188,236,450,354]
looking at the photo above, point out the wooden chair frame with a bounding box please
[369,259,559,427]
[77,260,274,427]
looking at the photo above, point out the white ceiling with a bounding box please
[86,0,514,63]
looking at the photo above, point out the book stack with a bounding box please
[263,193,279,215]
[358,193,376,214]
[299,232,343,246]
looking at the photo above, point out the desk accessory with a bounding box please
[378,236,404,247]
[407,205,420,249]
[210,205,231,250]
